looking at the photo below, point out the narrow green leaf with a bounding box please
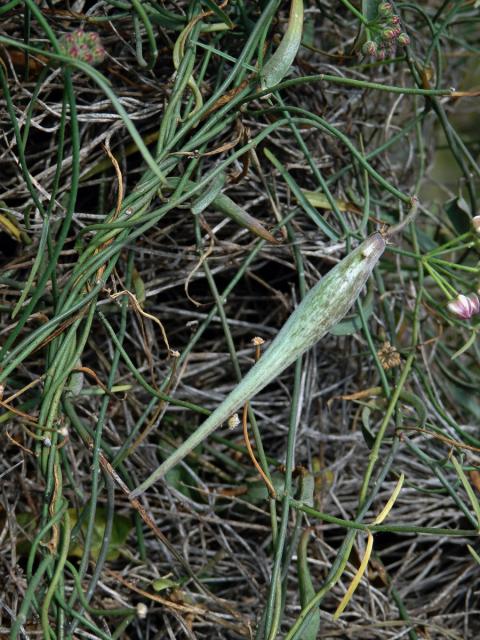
[213,192,279,243]
[152,577,179,592]
[451,332,477,360]
[12,219,50,318]
[467,545,480,564]
[297,529,320,640]
[445,196,471,235]
[201,0,234,28]
[451,455,480,530]
[133,268,146,304]
[192,171,226,215]
[264,147,339,240]
[301,189,361,213]
[362,0,379,22]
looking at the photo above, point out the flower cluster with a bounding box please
[362,2,410,60]
[447,293,480,320]
[59,30,105,65]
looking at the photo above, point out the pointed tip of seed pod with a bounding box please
[362,232,386,259]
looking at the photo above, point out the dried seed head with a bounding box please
[377,341,401,370]
[251,336,265,346]
[227,413,240,429]
[136,603,148,619]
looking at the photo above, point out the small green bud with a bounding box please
[397,32,410,46]
[378,2,393,16]
[382,28,396,41]
[362,40,378,56]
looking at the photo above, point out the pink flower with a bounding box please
[472,215,480,235]
[447,294,480,320]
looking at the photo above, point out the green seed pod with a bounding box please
[260,0,304,92]
[131,233,386,496]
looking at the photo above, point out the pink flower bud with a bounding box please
[362,40,378,56]
[94,46,106,62]
[382,28,396,40]
[86,32,99,45]
[398,32,410,46]
[447,293,480,320]
[390,15,401,25]
[378,2,393,16]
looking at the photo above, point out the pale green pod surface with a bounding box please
[260,0,304,91]
[131,233,385,497]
